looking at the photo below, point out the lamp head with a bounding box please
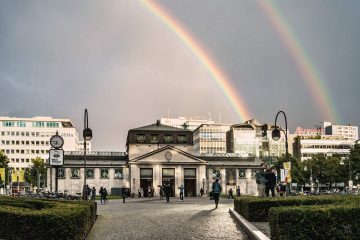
[272,128,281,141]
[83,128,92,141]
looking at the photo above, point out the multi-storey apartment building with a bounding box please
[160,116,215,131]
[193,124,231,154]
[0,116,90,170]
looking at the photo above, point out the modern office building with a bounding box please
[227,119,287,158]
[0,116,90,170]
[160,116,215,131]
[293,136,354,161]
[193,124,231,154]
[294,127,322,138]
[323,122,358,140]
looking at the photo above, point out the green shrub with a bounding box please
[233,195,359,222]
[0,196,97,240]
[269,204,360,240]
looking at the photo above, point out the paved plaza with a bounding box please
[87,197,247,240]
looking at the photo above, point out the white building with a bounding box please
[293,136,354,161]
[160,116,215,131]
[47,151,127,195]
[227,119,287,158]
[0,116,90,170]
[323,122,358,140]
[193,124,231,154]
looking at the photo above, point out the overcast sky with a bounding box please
[0,0,359,151]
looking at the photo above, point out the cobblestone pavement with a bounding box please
[87,197,247,240]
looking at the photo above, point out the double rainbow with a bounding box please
[139,0,338,123]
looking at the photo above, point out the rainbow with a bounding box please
[257,0,340,122]
[139,0,252,122]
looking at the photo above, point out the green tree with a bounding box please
[25,157,47,189]
[273,154,305,184]
[0,150,9,186]
[347,143,360,184]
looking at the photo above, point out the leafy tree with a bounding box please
[273,154,305,184]
[25,157,47,189]
[347,143,360,184]
[0,150,9,186]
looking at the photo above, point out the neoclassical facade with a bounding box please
[46,122,263,197]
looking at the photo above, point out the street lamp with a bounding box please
[340,159,352,190]
[303,165,313,193]
[272,111,290,195]
[83,109,92,200]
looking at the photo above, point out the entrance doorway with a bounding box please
[184,179,196,197]
[140,168,153,197]
[162,168,175,197]
[184,168,196,197]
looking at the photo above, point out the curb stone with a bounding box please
[229,208,270,240]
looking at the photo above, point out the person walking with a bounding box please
[159,186,164,200]
[122,185,126,203]
[104,188,108,203]
[212,179,222,208]
[99,187,104,204]
[91,187,96,201]
[256,163,267,197]
[236,186,241,197]
[200,187,204,197]
[148,186,152,198]
[228,188,233,199]
[164,183,171,203]
[265,166,276,197]
[178,184,184,201]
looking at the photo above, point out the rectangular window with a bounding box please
[100,169,109,179]
[238,169,246,178]
[162,168,175,177]
[86,169,95,179]
[184,168,196,178]
[140,168,153,178]
[71,168,80,178]
[32,122,45,128]
[114,169,123,179]
[57,168,65,179]
[177,135,187,143]
[2,121,15,127]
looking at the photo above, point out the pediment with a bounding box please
[130,145,207,164]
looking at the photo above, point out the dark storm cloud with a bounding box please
[0,0,359,150]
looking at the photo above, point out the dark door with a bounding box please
[140,179,153,197]
[184,179,196,197]
[162,178,175,197]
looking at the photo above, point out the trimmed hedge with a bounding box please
[234,195,359,222]
[269,204,360,240]
[0,196,97,240]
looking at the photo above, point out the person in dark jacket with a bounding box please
[265,166,276,197]
[91,187,96,201]
[212,179,222,208]
[99,187,104,204]
[164,183,171,203]
[122,186,126,203]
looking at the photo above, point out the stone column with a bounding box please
[221,168,226,194]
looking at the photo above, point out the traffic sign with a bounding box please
[49,149,64,166]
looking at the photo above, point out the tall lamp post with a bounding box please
[83,109,92,200]
[303,166,313,193]
[271,111,290,195]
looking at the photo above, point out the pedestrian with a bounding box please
[99,187,104,204]
[104,188,108,202]
[212,179,222,208]
[236,186,241,197]
[178,184,184,201]
[255,163,267,197]
[159,186,164,200]
[228,188,233,199]
[200,187,204,197]
[91,187,96,201]
[265,166,276,197]
[138,188,141,198]
[164,183,171,203]
[122,186,126,203]
[151,186,155,198]
[148,186,152,198]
